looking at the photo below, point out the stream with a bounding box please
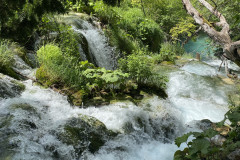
[0,18,239,160]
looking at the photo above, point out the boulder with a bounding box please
[0,73,25,99]
[57,115,117,157]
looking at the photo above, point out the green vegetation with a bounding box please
[1,0,240,159]
[119,51,167,89]
[0,40,27,79]
[36,44,131,102]
[93,1,164,53]
[152,42,185,64]
[0,0,66,44]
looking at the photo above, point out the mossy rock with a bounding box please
[10,103,37,114]
[160,61,175,66]
[70,90,85,106]
[36,66,56,87]
[154,64,179,77]
[58,13,92,29]
[58,115,117,157]
[76,33,97,66]
[0,73,25,98]
[84,96,110,106]
[175,58,193,67]
[0,66,20,80]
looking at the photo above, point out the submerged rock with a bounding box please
[0,73,25,99]
[58,115,117,157]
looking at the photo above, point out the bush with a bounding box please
[39,16,80,59]
[37,44,88,88]
[118,51,167,89]
[153,42,185,63]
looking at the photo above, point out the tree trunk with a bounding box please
[182,0,240,67]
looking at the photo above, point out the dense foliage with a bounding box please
[37,44,129,96]
[93,1,164,53]
[0,0,67,44]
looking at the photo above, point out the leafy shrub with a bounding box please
[118,51,167,89]
[170,17,196,43]
[37,44,90,88]
[105,28,141,54]
[174,105,240,160]
[93,1,120,24]
[83,68,129,96]
[153,42,185,63]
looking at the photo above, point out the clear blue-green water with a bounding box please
[184,33,216,60]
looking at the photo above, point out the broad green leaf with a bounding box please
[175,132,193,147]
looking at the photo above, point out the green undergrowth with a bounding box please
[36,43,168,106]
[0,40,29,79]
[93,1,164,53]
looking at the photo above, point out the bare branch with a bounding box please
[182,0,240,71]
[198,0,229,33]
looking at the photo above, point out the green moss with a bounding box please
[0,66,20,80]
[10,103,37,114]
[70,90,85,106]
[36,66,56,87]
[11,80,25,91]
[58,116,117,157]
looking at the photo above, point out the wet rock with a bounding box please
[26,52,38,68]
[0,73,25,99]
[228,149,240,160]
[197,119,213,131]
[10,103,37,114]
[84,97,110,106]
[69,90,84,106]
[175,58,192,67]
[160,61,175,66]
[57,115,117,157]
[211,134,226,146]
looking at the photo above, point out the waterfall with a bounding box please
[67,17,116,70]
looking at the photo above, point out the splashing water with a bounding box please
[0,29,237,160]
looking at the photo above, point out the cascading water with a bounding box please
[61,15,116,70]
[0,27,238,159]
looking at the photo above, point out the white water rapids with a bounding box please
[0,56,236,159]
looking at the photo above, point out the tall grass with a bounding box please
[0,40,15,68]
